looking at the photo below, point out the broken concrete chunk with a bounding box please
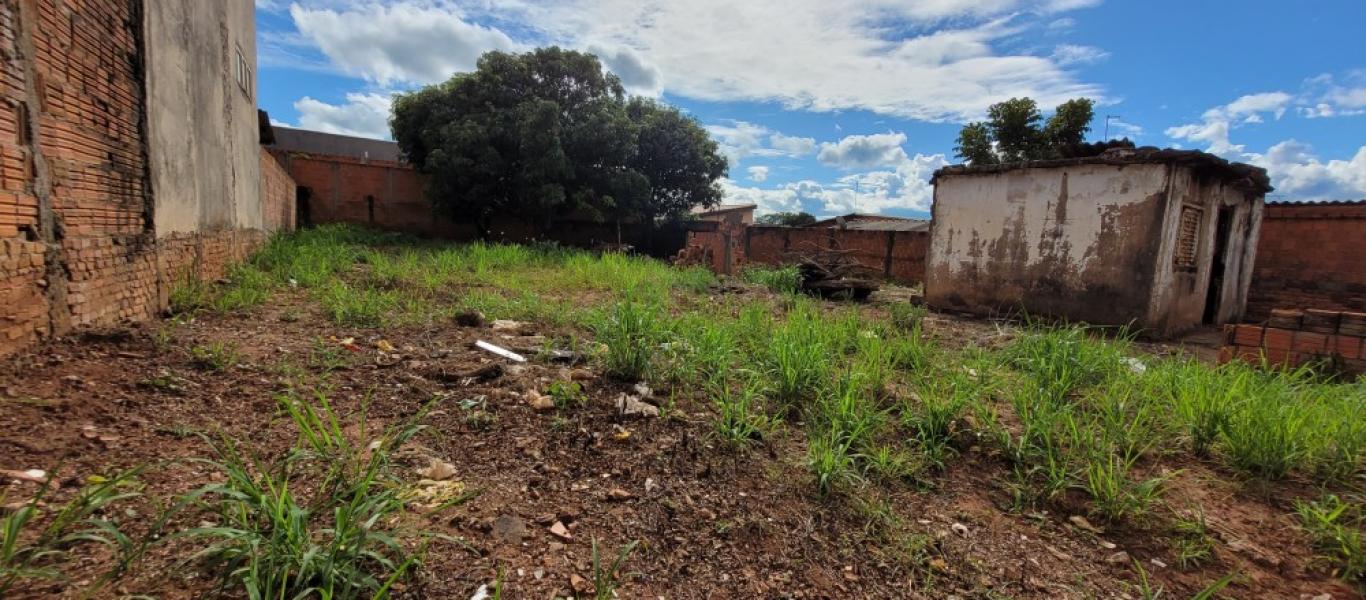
[490,319,526,331]
[615,393,659,418]
[0,469,47,483]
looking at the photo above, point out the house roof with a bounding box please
[932,147,1273,194]
[269,126,402,162]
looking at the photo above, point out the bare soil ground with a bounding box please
[1,284,1358,599]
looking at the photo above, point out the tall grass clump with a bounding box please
[213,264,275,313]
[741,265,801,295]
[182,393,433,599]
[902,370,978,467]
[317,280,399,327]
[593,300,668,381]
[1218,369,1313,480]
[1147,359,1243,457]
[712,375,776,446]
[767,305,834,409]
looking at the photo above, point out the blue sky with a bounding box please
[256,0,1366,219]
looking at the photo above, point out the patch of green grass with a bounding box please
[888,302,926,331]
[741,265,801,294]
[168,274,213,315]
[1296,494,1364,584]
[213,264,274,313]
[1006,325,1128,403]
[903,370,977,468]
[1082,453,1168,524]
[808,429,863,499]
[188,341,241,372]
[767,305,833,408]
[317,280,400,327]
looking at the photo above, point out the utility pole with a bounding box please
[1104,115,1121,140]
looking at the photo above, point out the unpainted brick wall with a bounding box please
[0,0,275,357]
[1220,309,1366,375]
[259,148,295,232]
[1247,202,1366,320]
[737,226,929,285]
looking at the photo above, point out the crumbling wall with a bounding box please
[0,0,274,357]
[925,164,1170,328]
[1246,202,1366,320]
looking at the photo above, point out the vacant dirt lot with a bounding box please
[1,226,1361,599]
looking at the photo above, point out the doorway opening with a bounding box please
[296,186,312,229]
[1202,206,1235,324]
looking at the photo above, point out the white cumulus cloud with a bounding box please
[817,132,910,169]
[289,3,521,85]
[706,121,816,164]
[747,166,770,182]
[293,93,394,139]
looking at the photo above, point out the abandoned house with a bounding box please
[925,148,1272,337]
[0,0,295,357]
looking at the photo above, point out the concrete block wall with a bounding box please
[1246,201,1366,320]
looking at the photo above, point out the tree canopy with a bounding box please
[756,212,817,227]
[954,97,1098,165]
[391,47,727,235]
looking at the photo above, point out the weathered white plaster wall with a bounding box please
[926,163,1172,329]
[144,0,261,235]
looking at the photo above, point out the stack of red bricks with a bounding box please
[1220,308,1366,374]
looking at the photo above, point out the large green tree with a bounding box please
[953,97,1097,165]
[756,212,817,227]
[390,48,725,236]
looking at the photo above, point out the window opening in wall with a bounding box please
[1174,204,1202,271]
[235,47,252,99]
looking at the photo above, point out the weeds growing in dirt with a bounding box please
[0,468,144,595]
[182,392,436,599]
[1296,494,1364,584]
[589,538,639,599]
[711,375,775,446]
[888,302,926,331]
[548,380,588,409]
[1173,508,1216,569]
[188,341,241,372]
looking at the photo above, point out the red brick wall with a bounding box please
[274,151,461,237]
[737,226,929,285]
[0,0,273,357]
[260,148,295,232]
[1247,202,1366,320]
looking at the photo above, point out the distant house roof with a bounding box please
[692,204,757,216]
[1268,199,1366,206]
[269,126,402,162]
[810,213,912,226]
[932,147,1273,194]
